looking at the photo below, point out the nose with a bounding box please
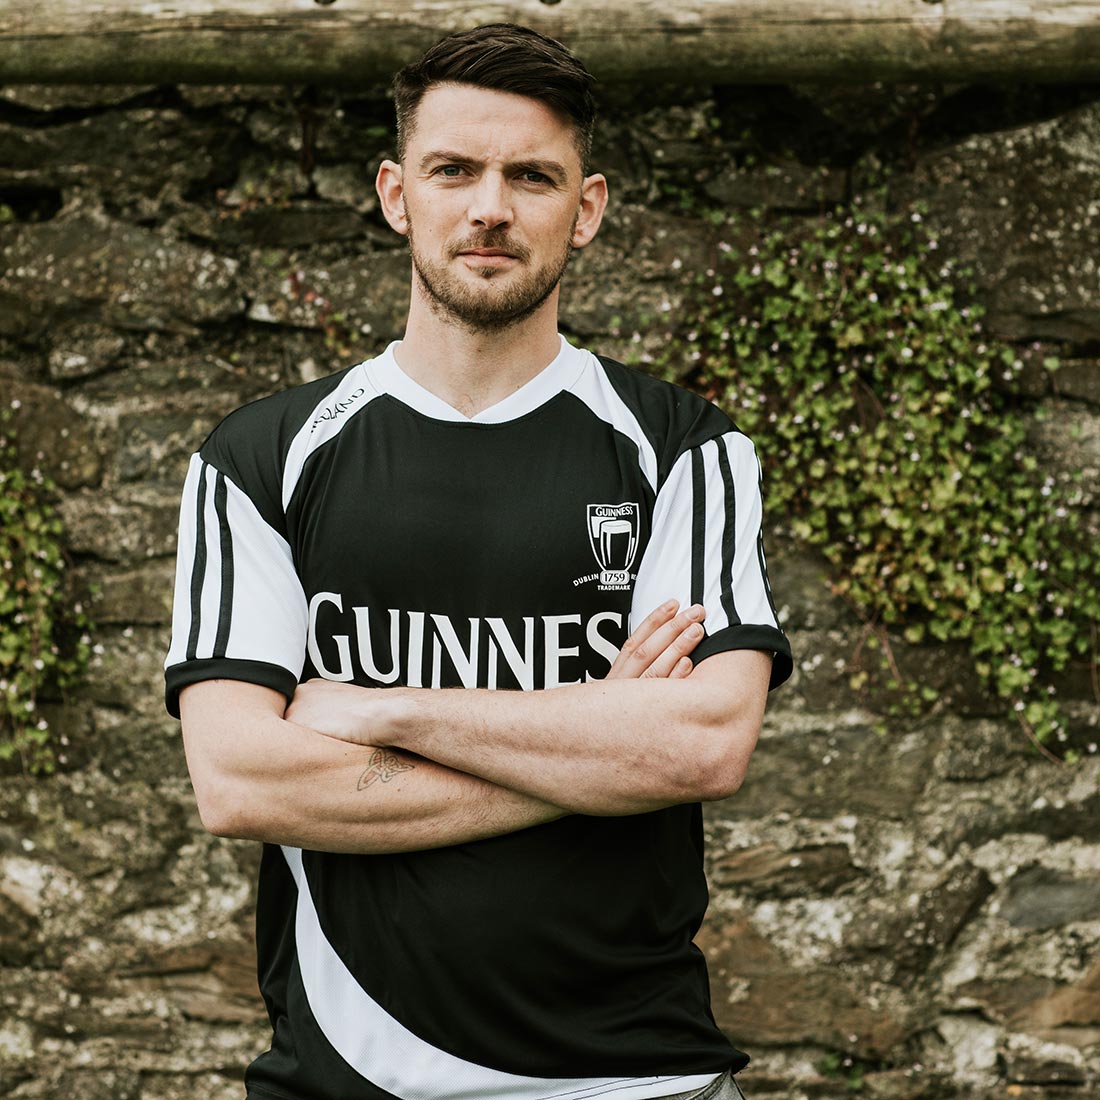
[467,171,512,231]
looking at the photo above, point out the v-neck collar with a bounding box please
[360,335,587,424]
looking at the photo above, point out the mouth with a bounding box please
[458,248,517,259]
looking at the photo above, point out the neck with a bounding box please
[393,285,564,418]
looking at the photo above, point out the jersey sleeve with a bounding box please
[629,431,793,690]
[164,452,309,717]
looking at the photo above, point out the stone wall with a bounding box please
[1,77,1099,1100]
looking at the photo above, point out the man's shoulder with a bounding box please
[193,361,367,527]
[584,351,743,468]
[204,363,362,461]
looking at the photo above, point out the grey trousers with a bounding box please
[662,1070,746,1100]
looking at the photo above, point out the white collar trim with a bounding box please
[361,335,587,424]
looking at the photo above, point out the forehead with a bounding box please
[407,83,582,170]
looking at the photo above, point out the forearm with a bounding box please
[391,681,739,814]
[344,654,769,816]
[180,686,566,854]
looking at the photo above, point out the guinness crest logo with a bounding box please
[587,502,639,589]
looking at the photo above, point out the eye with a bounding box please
[521,170,550,184]
[436,164,466,178]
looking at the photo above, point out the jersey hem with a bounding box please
[165,657,298,718]
[692,624,793,690]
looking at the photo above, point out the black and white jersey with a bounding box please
[165,337,792,1100]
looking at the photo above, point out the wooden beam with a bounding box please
[2,1,1100,85]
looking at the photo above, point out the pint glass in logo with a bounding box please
[587,503,639,587]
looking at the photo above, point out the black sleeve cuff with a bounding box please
[165,658,300,718]
[691,623,793,691]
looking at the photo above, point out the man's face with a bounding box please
[382,83,604,333]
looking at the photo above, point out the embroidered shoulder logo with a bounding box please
[585,503,639,591]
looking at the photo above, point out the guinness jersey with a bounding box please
[165,337,793,1100]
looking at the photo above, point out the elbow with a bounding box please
[689,713,760,803]
[190,771,253,839]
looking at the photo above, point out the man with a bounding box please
[165,23,791,1100]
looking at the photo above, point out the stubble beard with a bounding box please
[405,209,576,334]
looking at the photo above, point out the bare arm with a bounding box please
[288,646,774,817]
[180,680,566,854]
[181,600,708,853]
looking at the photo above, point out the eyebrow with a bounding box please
[418,150,569,182]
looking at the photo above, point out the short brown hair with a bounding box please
[393,23,597,174]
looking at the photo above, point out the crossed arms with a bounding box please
[179,600,773,855]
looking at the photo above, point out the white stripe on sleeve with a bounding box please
[165,454,308,683]
[723,433,781,633]
[629,433,781,640]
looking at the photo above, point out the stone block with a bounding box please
[59,489,181,563]
[696,914,909,1057]
[716,720,939,821]
[1027,398,1100,507]
[1000,867,1100,931]
[1004,1051,1087,1087]
[934,718,1023,782]
[46,322,127,382]
[90,709,189,788]
[764,546,850,633]
[313,163,379,214]
[0,887,40,966]
[83,625,173,713]
[73,330,295,409]
[114,410,214,484]
[131,1073,246,1100]
[2,212,243,332]
[0,86,155,111]
[178,202,366,249]
[960,965,1100,1037]
[709,842,862,898]
[88,560,176,626]
[889,864,995,974]
[5,381,105,490]
[243,248,407,344]
[1051,359,1100,408]
[112,939,265,1026]
[886,100,1100,346]
[704,160,846,210]
[944,760,1100,849]
[0,109,231,201]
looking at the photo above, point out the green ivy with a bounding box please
[818,1051,868,1092]
[641,195,1099,756]
[0,408,91,774]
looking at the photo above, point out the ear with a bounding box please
[572,172,609,249]
[376,159,408,237]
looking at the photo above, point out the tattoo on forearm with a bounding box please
[357,748,416,791]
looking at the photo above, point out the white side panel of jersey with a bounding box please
[165,454,308,679]
[282,364,380,512]
[282,845,716,1100]
[629,448,694,631]
[568,357,659,494]
[629,433,780,639]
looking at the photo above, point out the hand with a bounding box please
[285,678,403,744]
[606,599,706,680]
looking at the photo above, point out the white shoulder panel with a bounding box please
[281,363,381,512]
[566,355,659,494]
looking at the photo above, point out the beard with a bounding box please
[405,211,576,334]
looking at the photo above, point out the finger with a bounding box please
[669,655,694,679]
[641,620,704,679]
[608,599,679,676]
[619,604,705,678]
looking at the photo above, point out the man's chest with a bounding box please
[287,401,656,687]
